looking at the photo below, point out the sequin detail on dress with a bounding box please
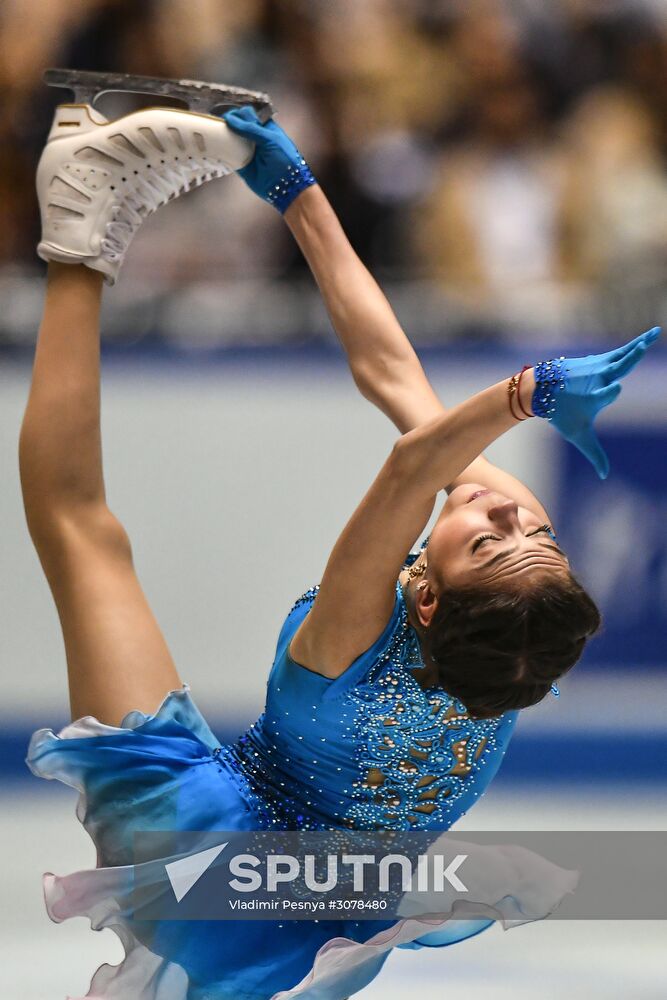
[222,711,336,832]
[342,590,509,831]
[223,536,516,835]
[288,583,320,616]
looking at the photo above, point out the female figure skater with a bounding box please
[24,94,659,1000]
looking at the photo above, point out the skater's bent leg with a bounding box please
[19,263,182,726]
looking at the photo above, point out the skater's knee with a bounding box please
[25,503,133,565]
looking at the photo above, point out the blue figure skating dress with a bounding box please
[27,543,578,999]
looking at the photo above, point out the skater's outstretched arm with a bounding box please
[283,184,552,516]
[224,108,549,521]
[285,332,656,678]
[283,185,443,429]
[223,107,659,684]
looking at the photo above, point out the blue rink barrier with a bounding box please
[555,427,667,670]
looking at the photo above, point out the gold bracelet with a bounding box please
[507,372,528,421]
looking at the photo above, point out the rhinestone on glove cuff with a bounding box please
[266,158,316,213]
[532,357,567,419]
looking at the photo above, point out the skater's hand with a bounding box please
[531,326,661,479]
[222,106,316,212]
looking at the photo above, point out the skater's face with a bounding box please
[424,485,569,592]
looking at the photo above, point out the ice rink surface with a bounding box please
[3,784,664,1000]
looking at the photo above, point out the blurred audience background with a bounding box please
[2,9,665,995]
[1,0,666,349]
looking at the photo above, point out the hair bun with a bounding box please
[422,571,601,716]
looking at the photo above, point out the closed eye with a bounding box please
[471,533,499,553]
[471,524,556,554]
[528,524,555,539]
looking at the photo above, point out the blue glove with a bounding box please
[532,326,661,479]
[222,106,316,213]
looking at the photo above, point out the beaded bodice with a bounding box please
[224,544,518,833]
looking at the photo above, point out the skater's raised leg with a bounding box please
[19,263,182,726]
[21,87,256,725]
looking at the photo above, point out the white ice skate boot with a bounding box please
[36,69,274,285]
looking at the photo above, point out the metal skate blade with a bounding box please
[43,68,274,122]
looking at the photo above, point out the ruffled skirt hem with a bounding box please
[27,686,580,1000]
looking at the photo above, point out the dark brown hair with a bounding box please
[420,570,601,719]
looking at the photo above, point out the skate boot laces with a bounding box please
[100,156,213,262]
